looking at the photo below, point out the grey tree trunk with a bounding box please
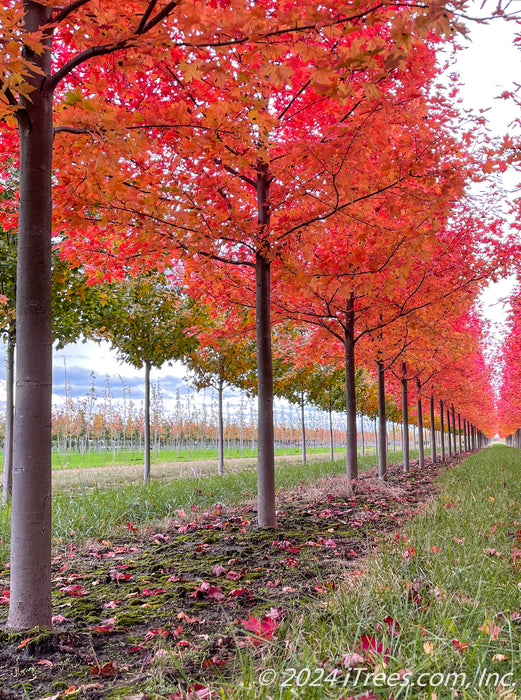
[217,376,224,476]
[401,362,409,474]
[377,360,387,479]
[458,413,462,453]
[430,395,437,464]
[446,408,452,457]
[300,392,307,466]
[439,400,445,461]
[344,293,357,481]
[328,405,334,461]
[8,1,54,630]
[256,250,276,526]
[451,405,457,454]
[416,379,424,469]
[144,360,151,483]
[360,413,365,456]
[3,333,15,501]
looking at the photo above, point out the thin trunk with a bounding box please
[3,333,15,500]
[452,405,457,454]
[416,379,425,469]
[217,376,224,476]
[447,409,452,457]
[8,1,54,630]
[392,421,396,452]
[430,395,437,464]
[143,360,151,483]
[401,362,409,474]
[377,360,387,479]
[328,403,334,462]
[439,400,445,461]
[345,293,357,481]
[256,250,276,527]
[458,414,462,453]
[360,414,365,456]
[300,392,307,466]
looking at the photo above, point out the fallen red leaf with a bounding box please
[241,615,278,645]
[452,638,469,651]
[90,661,118,677]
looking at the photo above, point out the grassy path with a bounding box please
[50,447,411,491]
[251,444,521,699]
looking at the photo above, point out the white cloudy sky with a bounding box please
[0,9,520,408]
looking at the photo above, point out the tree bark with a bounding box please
[8,1,54,630]
[300,392,307,466]
[216,376,224,475]
[328,404,334,461]
[377,359,387,479]
[430,395,437,464]
[344,293,357,481]
[451,405,457,454]
[255,160,276,527]
[458,413,462,453]
[446,408,452,457]
[439,400,445,461]
[3,332,15,501]
[416,378,424,469]
[401,362,409,474]
[144,360,151,482]
[360,413,365,456]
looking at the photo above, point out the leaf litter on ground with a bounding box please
[0,455,460,699]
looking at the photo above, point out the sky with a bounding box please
[0,8,520,411]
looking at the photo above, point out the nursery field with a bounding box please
[0,445,518,699]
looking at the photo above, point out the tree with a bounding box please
[0,1,197,628]
[91,275,195,481]
[183,308,257,475]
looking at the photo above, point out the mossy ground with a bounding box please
[0,456,453,699]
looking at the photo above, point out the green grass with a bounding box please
[226,444,521,699]
[46,445,384,470]
[0,448,420,567]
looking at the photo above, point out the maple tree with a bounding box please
[0,0,502,630]
[184,307,257,475]
[88,275,196,481]
[0,0,206,630]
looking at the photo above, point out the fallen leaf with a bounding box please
[423,641,435,655]
[90,661,118,677]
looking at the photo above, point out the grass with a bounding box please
[225,444,521,699]
[0,448,421,567]
[47,444,385,470]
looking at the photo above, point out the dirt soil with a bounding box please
[0,457,457,700]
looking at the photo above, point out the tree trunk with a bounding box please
[430,395,437,464]
[451,405,457,454]
[377,360,387,479]
[217,376,224,476]
[300,392,307,466]
[446,408,452,457]
[143,361,151,483]
[401,362,409,474]
[3,332,15,501]
[439,400,445,461]
[458,413,462,453]
[344,293,357,481]
[360,413,365,456]
[255,246,276,527]
[416,379,425,469]
[8,2,54,630]
[328,404,334,462]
